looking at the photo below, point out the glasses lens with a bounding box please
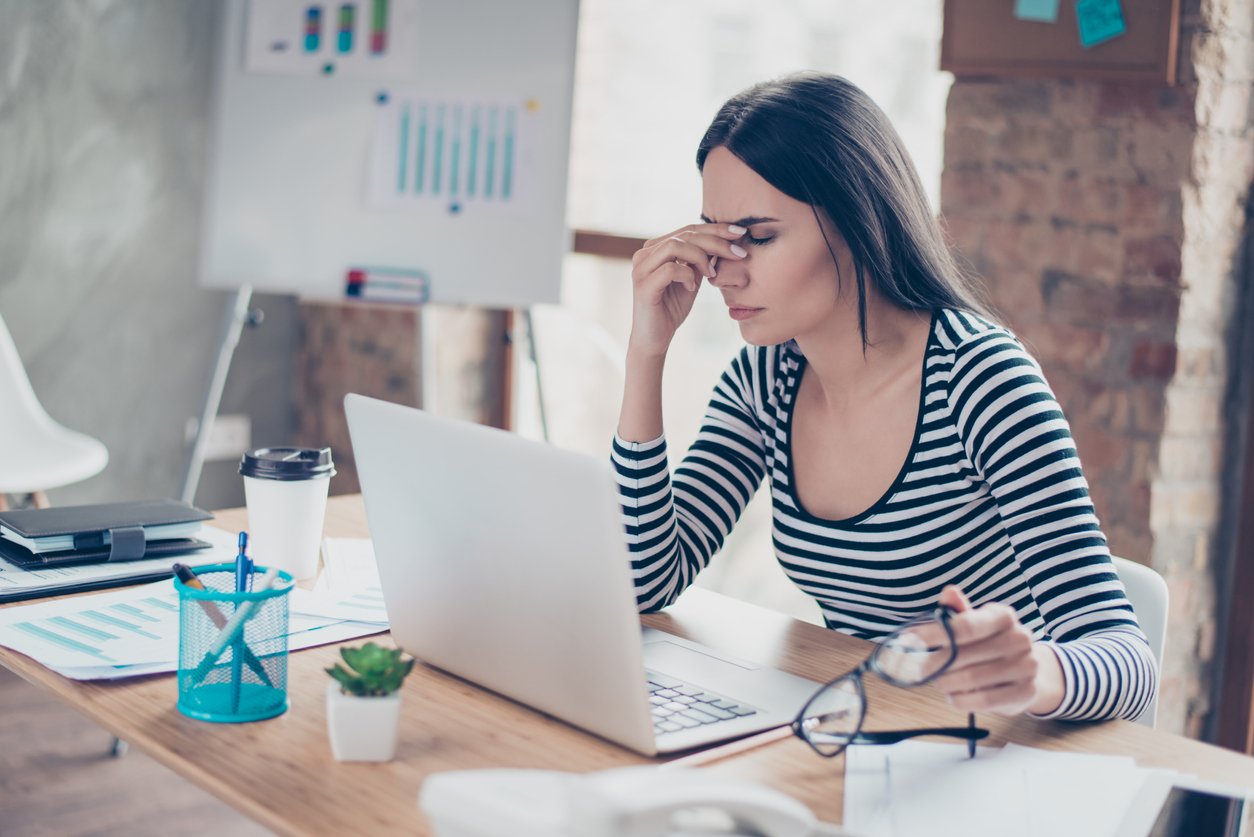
[798,675,863,756]
[873,614,954,686]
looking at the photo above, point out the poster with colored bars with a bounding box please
[245,0,422,79]
[368,96,538,215]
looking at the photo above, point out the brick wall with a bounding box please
[941,0,1254,735]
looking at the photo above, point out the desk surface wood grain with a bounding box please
[3,495,1253,835]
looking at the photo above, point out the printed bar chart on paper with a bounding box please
[370,97,536,214]
[245,0,419,78]
[291,584,388,624]
[0,578,390,679]
[0,583,182,668]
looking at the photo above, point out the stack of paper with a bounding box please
[844,740,1156,837]
[297,537,388,624]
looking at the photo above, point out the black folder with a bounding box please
[0,499,214,568]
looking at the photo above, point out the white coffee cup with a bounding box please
[240,447,335,580]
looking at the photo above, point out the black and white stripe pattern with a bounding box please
[612,309,1156,722]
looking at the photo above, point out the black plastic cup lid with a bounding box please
[239,447,335,481]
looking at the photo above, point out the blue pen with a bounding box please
[232,531,250,712]
[235,532,250,593]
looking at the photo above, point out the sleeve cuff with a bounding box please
[612,433,667,457]
[1026,641,1077,721]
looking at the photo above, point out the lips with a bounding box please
[727,306,763,321]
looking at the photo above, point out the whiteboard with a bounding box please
[201,0,578,308]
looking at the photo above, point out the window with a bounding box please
[517,0,952,623]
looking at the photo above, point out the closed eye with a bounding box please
[745,233,774,246]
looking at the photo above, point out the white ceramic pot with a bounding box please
[326,682,402,762]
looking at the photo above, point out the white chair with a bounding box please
[0,310,108,509]
[1111,555,1168,728]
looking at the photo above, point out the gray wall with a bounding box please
[0,0,298,511]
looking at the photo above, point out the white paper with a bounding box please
[244,0,421,79]
[844,741,1155,837]
[48,618,388,681]
[291,584,388,624]
[999,743,1146,837]
[320,537,379,590]
[368,95,539,214]
[0,579,183,667]
[0,561,389,674]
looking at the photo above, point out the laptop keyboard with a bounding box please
[646,671,758,736]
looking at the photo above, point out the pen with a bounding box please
[173,562,273,688]
[235,532,250,594]
[232,533,251,710]
[192,567,283,684]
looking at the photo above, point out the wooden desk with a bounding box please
[3,494,1253,835]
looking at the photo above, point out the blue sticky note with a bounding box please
[1015,0,1060,22]
[1075,0,1127,48]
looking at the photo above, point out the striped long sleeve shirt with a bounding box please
[612,308,1156,722]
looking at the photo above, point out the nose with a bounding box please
[708,256,746,289]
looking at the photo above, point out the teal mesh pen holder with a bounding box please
[175,563,293,723]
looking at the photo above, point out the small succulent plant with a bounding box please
[325,642,415,697]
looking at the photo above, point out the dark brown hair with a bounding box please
[697,72,990,348]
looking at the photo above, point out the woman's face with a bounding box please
[700,146,851,347]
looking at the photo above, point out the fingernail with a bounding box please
[728,224,747,234]
[730,244,747,258]
[708,259,717,277]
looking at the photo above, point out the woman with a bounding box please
[612,72,1155,721]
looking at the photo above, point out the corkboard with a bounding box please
[941,0,1181,84]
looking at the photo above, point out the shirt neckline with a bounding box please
[779,308,940,527]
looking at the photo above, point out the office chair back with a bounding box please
[1111,556,1168,728]
[0,310,108,495]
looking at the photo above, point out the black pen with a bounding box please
[173,563,274,688]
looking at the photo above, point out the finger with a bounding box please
[637,231,749,279]
[647,229,752,262]
[948,678,1038,714]
[946,603,1019,647]
[637,238,720,279]
[939,585,972,613]
[642,223,748,250]
[943,624,1035,673]
[931,647,1038,696]
[647,261,701,302]
[639,232,749,275]
[665,231,750,262]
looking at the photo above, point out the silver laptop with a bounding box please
[345,394,820,756]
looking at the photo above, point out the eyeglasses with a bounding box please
[792,606,990,759]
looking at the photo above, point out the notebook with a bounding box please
[0,500,212,567]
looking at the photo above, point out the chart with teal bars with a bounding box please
[0,584,183,669]
[0,574,388,680]
[370,96,536,215]
[244,0,422,80]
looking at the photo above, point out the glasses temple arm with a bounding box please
[845,725,990,746]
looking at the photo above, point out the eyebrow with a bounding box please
[700,214,780,227]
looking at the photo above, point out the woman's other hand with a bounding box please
[628,223,748,358]
[929,586,1065,716]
